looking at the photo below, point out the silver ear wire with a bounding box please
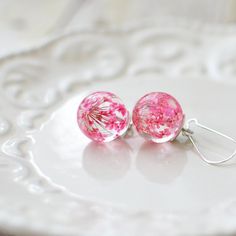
[182,119,236,165]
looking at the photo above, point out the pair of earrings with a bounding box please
[77,91,236,164]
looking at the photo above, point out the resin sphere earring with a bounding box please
[77,91,130,142]
[132,92,184,143]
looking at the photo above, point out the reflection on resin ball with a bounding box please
[77,91,130,142]
[132,92,184,143]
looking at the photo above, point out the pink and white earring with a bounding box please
[132,92,184,143]
[132,92,236,164]
[77,91,130,142]
[77,91,236,164]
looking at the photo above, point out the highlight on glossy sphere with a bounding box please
[77,91,130,142]
[132,92,184,143]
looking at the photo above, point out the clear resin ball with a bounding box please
[132,92,184,143]
[77,91,130,142]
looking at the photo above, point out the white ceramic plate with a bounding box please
[1,25,236,236]
[32,75,236,211]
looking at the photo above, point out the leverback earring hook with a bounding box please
[182,119,236,165]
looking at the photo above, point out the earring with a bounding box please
[132,92,236,164]
[77,91,130,142]
[132,92,184,143]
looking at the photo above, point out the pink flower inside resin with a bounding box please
[77,91,130,142]
[132,92,184,143]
